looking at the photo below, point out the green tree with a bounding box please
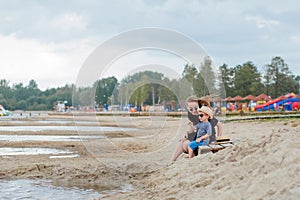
[27,79,41,97]
[72,86,94,107]
[182,64,199,96]
[218,64,234,98]
[199,56,217,95]
[13,83,31,102]
[264,56,297,98]
[52,84,73,106]
[15,100,27,110]
[0,79,13,108]
[129,83,150,107]
[233,62,263,97]
[0,79,12,99]
[195,73,209,97]
[118,71,173,107]
[95,76,118,105]
[157,78,177,104]
[295,75,300,94]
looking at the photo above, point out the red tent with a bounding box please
[255,93,272,101]
[233,95,244,101]
[243,95,256,101]
[225,96,233,101]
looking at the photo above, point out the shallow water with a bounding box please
[0,134,104,142]
[0,120,98,125]
[0,179,101,200]
[0,179,133,199]
[0,125,134,132]
[0,147,73,156]
[49,154,80,159]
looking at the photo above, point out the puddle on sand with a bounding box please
[0,126,135,132]
[49,154,79,159]
[0,147,73,156]
[0,135,104,142]
[0,179,133,200]
[0,120,98,124]
[0,179,101,200]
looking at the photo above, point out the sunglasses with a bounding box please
[189,106,198,112]
[198,113,208,117]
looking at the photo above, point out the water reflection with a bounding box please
[0,147,73,156]
[0,120,98,125]
[0,179,101,200]
[0,135,104,142]
[49,154,79,159]
[0,126,134,132]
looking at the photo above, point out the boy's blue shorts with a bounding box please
[189,140,208,150]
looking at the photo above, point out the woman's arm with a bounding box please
[180,121,196,141]
[216,121,223,137]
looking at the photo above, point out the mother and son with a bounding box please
[172,96,223,161]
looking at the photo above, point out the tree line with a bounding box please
[0,79,73,111]
[0,56,299,111]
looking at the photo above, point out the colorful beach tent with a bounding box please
[233,95,244,101]
[255,93,271,101]
[224,96,233,101]
[243,95,256,101]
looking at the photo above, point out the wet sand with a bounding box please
[0,114,299,199]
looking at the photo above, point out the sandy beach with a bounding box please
[0,113,299,199]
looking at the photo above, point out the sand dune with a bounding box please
[0,115,299,199]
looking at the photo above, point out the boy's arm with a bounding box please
[196,134,209,143]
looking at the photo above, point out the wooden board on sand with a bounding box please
[199,142,234,154]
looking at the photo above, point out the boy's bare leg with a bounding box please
[182,140,190,153]
[188,147,194,158]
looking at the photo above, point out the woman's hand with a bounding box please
[179,136,188,142]
[196,138,201,143]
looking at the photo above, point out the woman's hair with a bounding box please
[186,96,199,103]
[186,96,212,107]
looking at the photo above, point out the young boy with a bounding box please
[188,106,213,158]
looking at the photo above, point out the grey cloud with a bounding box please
[0,0,299,76]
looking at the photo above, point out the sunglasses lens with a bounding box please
[189,107,198,112]
[199,114,203,117]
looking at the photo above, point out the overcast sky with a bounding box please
[1,0,299,90]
